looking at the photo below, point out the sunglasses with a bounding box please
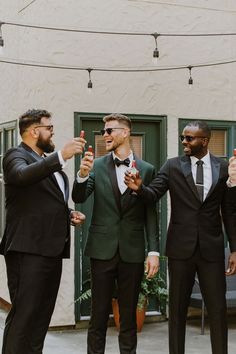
[100,127,125,136]
[34,125,54,131]
[179,135,206,142]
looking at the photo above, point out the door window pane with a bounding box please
[94,133,143,159]
[208,130,227,158]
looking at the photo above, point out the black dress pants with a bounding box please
[168,246,227,354]
[87,253,144,354]
[2,252,62,354]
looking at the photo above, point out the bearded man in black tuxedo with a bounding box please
[0,109,86,354]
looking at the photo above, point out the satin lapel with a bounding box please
[121,155,142,214]
[135,155,142,177]
[107,154,121,212]
[59,170,69,202]
[180,156,200,201]
[206,154,221,199]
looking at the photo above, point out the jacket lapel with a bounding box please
[107,154,122,212]
[20,142,67,202]
[180,155,201,201]
[121,154,142,214]
[205,154,221,199]
[58,170,69,202]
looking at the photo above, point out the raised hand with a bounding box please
[78,151,94,178]
[61,137,86,160]
[124,170,142,191]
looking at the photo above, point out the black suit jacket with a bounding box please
[72,153,159,262]
[139,154,236,261]
[0,142,71,258]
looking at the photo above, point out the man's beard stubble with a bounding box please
[36,134,55,153]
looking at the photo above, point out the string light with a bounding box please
[1,18,236,88]
[87,68,93,92]
[0,21,4,47]
[1,20,236,66]
[0,57,236,88]
[188,66,193,86]
[152,32,160,62]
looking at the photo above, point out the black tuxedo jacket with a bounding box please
[139,154,236,261]
[0,142,71,258]
[72,153,159,263]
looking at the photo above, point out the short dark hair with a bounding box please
[19,109,51,136]
[185,120,211,139]
[103,113,131,130]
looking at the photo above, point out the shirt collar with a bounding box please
[190,151,210,166]
[112,151,133,162]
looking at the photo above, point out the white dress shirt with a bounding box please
[190,151,212,200]
[112,151,133,194]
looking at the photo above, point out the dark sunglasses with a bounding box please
[34,125,54,131]
[100,127,125,136]
[179,135,206,142]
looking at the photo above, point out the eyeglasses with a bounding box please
[34,125,54,131]
[100,127,125,136]
[179,135,206,142]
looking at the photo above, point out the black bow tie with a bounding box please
[114,157,130,167]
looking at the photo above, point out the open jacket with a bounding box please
[139,154,236,261]
[0,142,71,258]
[72,153,159,263]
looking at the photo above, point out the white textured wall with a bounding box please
[0,0,236,325]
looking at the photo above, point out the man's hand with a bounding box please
[226,251,236,276]
[124,170,143,191]
[61,137,86,161]
[78,151,94,178]
[70,211,86,227]
[145,255,160,279]
[228,156,236,184]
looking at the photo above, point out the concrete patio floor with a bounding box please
[1,309,236,353]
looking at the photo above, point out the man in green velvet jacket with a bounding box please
[72,113,159,354]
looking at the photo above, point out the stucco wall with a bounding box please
[0,0,236,325]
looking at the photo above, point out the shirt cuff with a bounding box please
[148,251,160,257]
[58,150,67,168]
[226,178,236,188]
[76,171,89,183]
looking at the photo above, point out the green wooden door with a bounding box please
[74,112,167,320]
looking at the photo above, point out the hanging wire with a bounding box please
[2,20,236,37]
[18,0,38,14]
[0,57,236,72]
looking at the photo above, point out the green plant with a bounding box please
[137,271,168,313]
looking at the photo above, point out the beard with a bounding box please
[36,134,55,153]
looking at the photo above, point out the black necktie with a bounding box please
[196,160,204,202]
[114,157,130,167]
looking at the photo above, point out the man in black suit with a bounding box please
[0,109,86,354]
[125,120,236,354]
[72,113,159,354]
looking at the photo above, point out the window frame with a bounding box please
[0,120,17,239]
